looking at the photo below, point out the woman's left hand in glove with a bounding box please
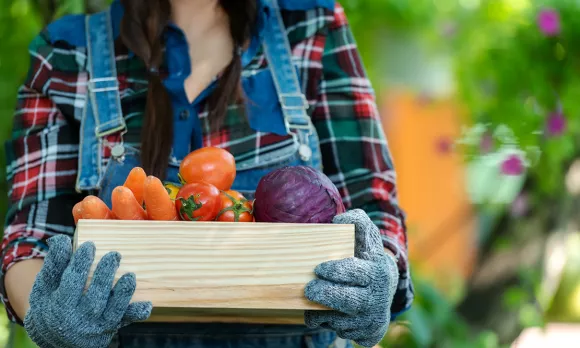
[304,209,399,348]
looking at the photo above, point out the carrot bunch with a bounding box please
[73,147,255,224]
[73,167,177,223]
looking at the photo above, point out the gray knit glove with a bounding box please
[24,234,152,348]
[304,209,399,348]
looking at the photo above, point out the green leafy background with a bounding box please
[2,0,580,347]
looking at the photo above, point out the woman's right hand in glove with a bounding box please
[24,234,152,348]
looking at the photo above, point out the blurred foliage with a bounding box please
[0,0,492,347]
[445,0,580,346]
[378,278,508,348]
[450,0,580,202]
[348,0,580,345]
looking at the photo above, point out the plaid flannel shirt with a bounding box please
[2,1,413,324]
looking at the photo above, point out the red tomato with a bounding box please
[175,183,221,221]
[179,147,236,191]
[216,190,254,223]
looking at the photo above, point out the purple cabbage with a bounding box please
[253,166,346,223]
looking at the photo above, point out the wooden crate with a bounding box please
[74,220,355,324]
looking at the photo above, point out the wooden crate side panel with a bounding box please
[75,220,355,312]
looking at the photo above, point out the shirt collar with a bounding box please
[109,0,268,66]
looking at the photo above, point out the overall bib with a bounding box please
[75,2,352,348]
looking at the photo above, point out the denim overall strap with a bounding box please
[261,0,320,166]
[76,9,126,192]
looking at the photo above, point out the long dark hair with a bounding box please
[119,0,257,178]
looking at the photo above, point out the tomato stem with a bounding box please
[178,194,203,221]
[216,191,252,222]
[177,173,187,186]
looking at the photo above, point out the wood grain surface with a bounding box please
[147,308,307,325]
[74,220,355,322]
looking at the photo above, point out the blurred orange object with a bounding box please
[380,90,478,289]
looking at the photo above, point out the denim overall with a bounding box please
[76,2,351,348]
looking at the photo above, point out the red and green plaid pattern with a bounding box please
[1,2,413,323]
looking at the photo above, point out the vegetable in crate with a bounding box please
[72,196,115,224]
[144,176,178,221]
[175,182,221,221]
[253,166,345,223]
[179,147,236,190]
[72,203,83,224]
[216,190,254,222]
[112,186,148,220]
[124,167,147,205]
[164,182,181,201]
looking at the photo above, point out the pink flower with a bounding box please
[546,112,567,136]
[501,154,525,176]
[537,8,561,36]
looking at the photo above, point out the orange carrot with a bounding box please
[72,202,83,225]
[80,196,115,220]
[124,167,147,205]
[143,176,178,221]
[112,186,148,220]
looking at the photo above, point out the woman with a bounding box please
[1,0,413,347]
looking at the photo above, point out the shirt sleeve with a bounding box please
[311,2,414,317]
[1,32,83,324]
